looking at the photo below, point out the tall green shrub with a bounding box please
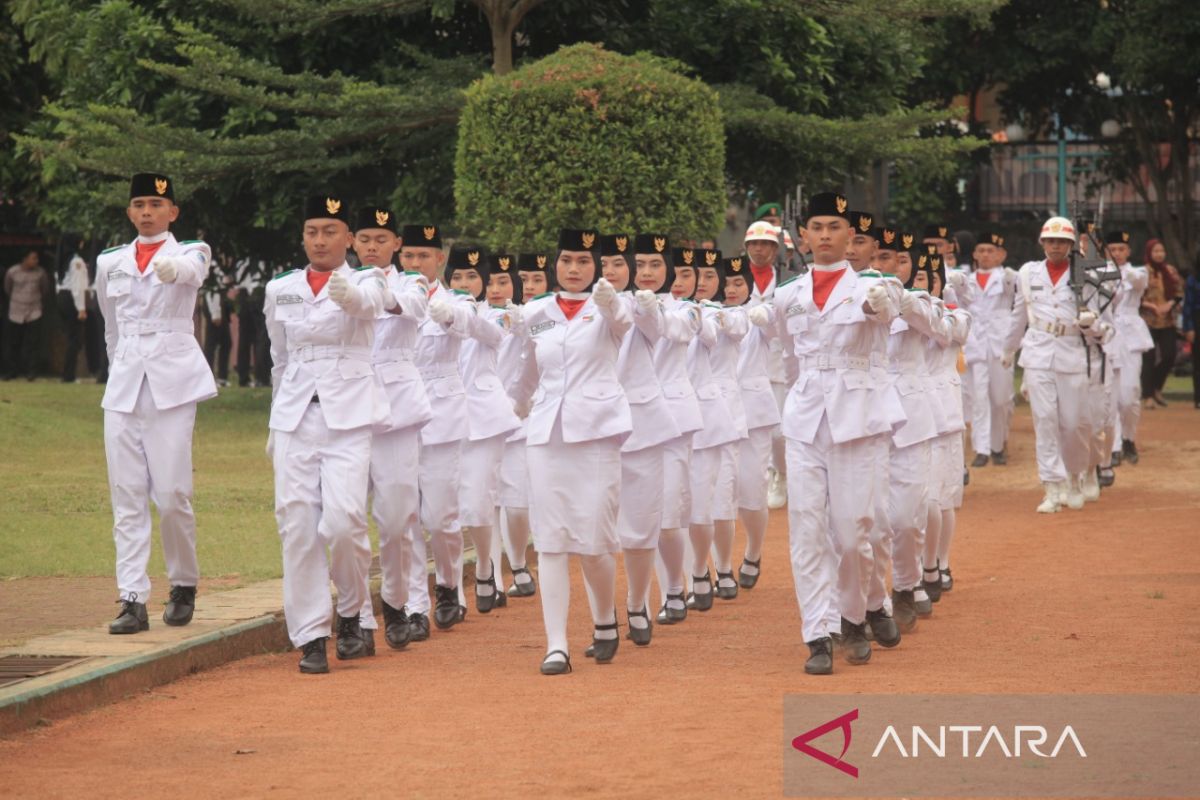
[455,42,725,250]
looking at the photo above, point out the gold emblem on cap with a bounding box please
[991,233,1002,246]
[858,215,872,232]
[1121,232,1130,242]
[682,249,694,266]
[536,255,547,268]
[467,250,480,266]
[902,234,914,249]
[883,229,896,245]
[653,236,666,253]
[615,236,628,253]
[154,178,168,195]
[423,226,436,241]
[325,197,341,215]
[705,250,717,266]
[730,258,743,272]
[375,210,390,227]
[835,196,848,214]
[581,232,596,249]
[938,226,948,237]
[997,236,1005,247]
[498,256,511,270]
[1050,220,1062,233]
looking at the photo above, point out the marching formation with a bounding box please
[94,173,1154,676]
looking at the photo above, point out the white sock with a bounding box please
[688,523,714,590]
[623,548,655,621]
[712,519,735,582]
[739,507,768,573]
[538,552,570,659]
[503,506,531,571]
[656,528,686,605]
[922,505,941,577]
[490,523,505,588]
[469,526,494,591]
[937,509,955,571]
[580,553,618,640]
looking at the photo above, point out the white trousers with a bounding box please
[1024,368,1090,483]
[785,417,876,643]
[770,381,787,478]
[618,444,665,550]
[930,432,965,510]
[411,440,464,605]
[737,426,773,511]
[272,404,372,647]
[1088,365,1115,468]
[459,434,506,527]
[968,358,1014,456]
[363,425,420,623]
[1113,359,1142,444]
[690,443,738,525]
[104,378,199,603]
[866,434,893,612]
[887,439,931,592]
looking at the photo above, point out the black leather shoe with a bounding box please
[963,468,970,486]
[162,585,196,626]
[433,585,461,629]
[109,596,149,634]
[591,618,620,663]
[299,637,329,674]
[866,607,901,648]
[382,601,411,650]
[408,612,430,641]
[923,567,943,603]
[991,449,1008,466]
[626,607,652,646]
[891,589,918,633]
[362,626,376,656]
[335,615,367,660]
[690,572,714,612]
[738,557,761,589]
[658,592,687,624]
[540,650,571,675]
[476,575,502,614]
[970,453,989,467]
[804,637,833,675]
[940,568,954,592]
[507,567,537,597]
[1097,466,1115,488]
[1110,450,1123,467]
[840,618,872,665]
[914,593,934,618]
[1123,439,1139,464]
[715,570,739,600]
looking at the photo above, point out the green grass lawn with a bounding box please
[0,382,282,580]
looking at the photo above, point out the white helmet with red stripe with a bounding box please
[1039,216,1076,243]
[744,220,779,244]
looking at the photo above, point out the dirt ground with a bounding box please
[1,404,1198,799]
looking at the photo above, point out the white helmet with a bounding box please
[782,229,795,251]
[1039,216,1077,243]
[744,220,780,244]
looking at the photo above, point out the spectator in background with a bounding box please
[57,240,90,382]
[85,255,108,383]
[1139,239,1182,408]
[1182,258,1200,409]
[4,249,51,381]
[234,256,272,387]
[202,254,235,386]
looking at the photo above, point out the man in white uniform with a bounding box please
[1103,230,1152,466]
[97,172,217,634]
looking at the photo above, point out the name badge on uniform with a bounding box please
[1030,284,1045,292]
[106,270,131,298]
[530,320,556,336]
[275,293,305,322]
[786,303,806,317]
[277,294,304,305]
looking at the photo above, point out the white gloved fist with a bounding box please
[327,271,354,307]
[151,257,179,284]
[1001,351,1015,369]
[592,277,617,309]
[635,289,658,312]
[947,269,967,289]
[504,300,524,331]
[382,287,399,312]
[866,283,890,315]
[1077,310,1096,329]
[428,298,453,325]
[748,305,770,327]
[898,290,915,315]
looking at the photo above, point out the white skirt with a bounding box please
[498,438,528,508]
[660,434,693,530]
[527,420,622,556]
[618,444,664,550]
[458,434,506,527]
[690,442,738,525]
[931,433,964,510]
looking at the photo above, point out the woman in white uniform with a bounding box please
[512,229,632,675]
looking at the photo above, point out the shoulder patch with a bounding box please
[532,292,553,300]
[860,270,882,278]
[778,275,799,288]
[355,266,373,271]
[270,269,298,282]
[451,288,472,297]
[178,239,202,245]
[404,270,422,277]
[100,245,126,255]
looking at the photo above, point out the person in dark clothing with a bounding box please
[202,255,235,385]
[3,249,51,381]
[1182,262,1200,409]
[1139,239,1182,408]
[234,257,272,387]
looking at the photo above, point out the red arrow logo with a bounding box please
[791,708,859,778]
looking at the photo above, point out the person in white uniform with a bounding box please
[97,172,217,635]
[351,206,432,652]
[597,233,678,647]
[772,192,898,675]
[265,194,393,673]
[446,247,519,613]
[1103,230,1152,467]
[511,228,632,675]
[1004,217,1106,514]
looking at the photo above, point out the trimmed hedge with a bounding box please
[454,43,725,250]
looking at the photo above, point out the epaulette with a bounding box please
[451,289,472,297]
[404,270,422,277]
[879,272,897,279]
[860,269,883,278]
[100,245,125,255]
[354,266,372,271]
[680,297,697,304]
[270,269,298,282]
[778,275,799,288]
[532,292,553,300]
[178,239,203,245]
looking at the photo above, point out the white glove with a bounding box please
[947,269,967,289]
[866,283,890,315]
[635,289,657,312]
[1077,310,1096,329]
[327,271,355,307]
[382,287,399,312]
[505,300,524,331]
[898,290,915,315]
[1001,351,1015,369]
[151,257,179,284]
[592,277,617,309]
[428,298,453,325]
[748,305,770,327]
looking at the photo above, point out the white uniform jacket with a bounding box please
[373,268,433,433]
[688,302,741,450]
[959,267,1018,364]
[651,296,704,436]
[615,293,680,454]
[706,302,750,441]
[887,291,942,448]
[415,283,491,446]
[1113,263,1154,356]
[928,297,971,435]
[1006,260,1093,374]
[459,303,521,441]
[751,270,787,385]
[736,304,782,431]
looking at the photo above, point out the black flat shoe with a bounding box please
[109,595,149,635]
[382,601,411,649]
[433,585,461,629]
[626,607,652,646]
[476,575,502,614]
[940,567,954,592]
[362,627,376,656]
[690,572,714,612]
[299,637,329,674]
[715,570,739,600]
[923,565,943,603]
[970,453,989,467]
[1122,439,1139,465]
[591,617,620,663]
[162,585,196,626]
[991,450,1008,466]
[891,589,918,633]
[804,637,833,675]
[840,618,872,665]
[540,650,572,675]
[914,594,934,618]
[737,557,761,589]
[408,612,430,641]
[1097,466,1115,488]
[1110,450,1123,467]
[335,615,367,660]
[866,607,901,648]
[507,567,537,597]
[658,592,687,624]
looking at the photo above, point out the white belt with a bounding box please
[795,354,873,371]
[1031,317,1079,337]
[120,318,193,335]
[419,364,460,380]
[374,347,415,364]
[289,344,372,362]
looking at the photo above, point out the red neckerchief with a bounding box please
[750,264,773,295]
[976,271,991,290]
[1046,260,1069,286]
[556,296,587,320]
[307,267,333,295]
[135,240,166,274]
[812,268,846,311]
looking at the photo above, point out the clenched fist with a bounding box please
[866,283,890,315]
[593,277,617,309]
[328,271,355,307]
[635,289,658,311]
[748,305,771,327]
[151,257,179,284]
[428,298,453,325]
